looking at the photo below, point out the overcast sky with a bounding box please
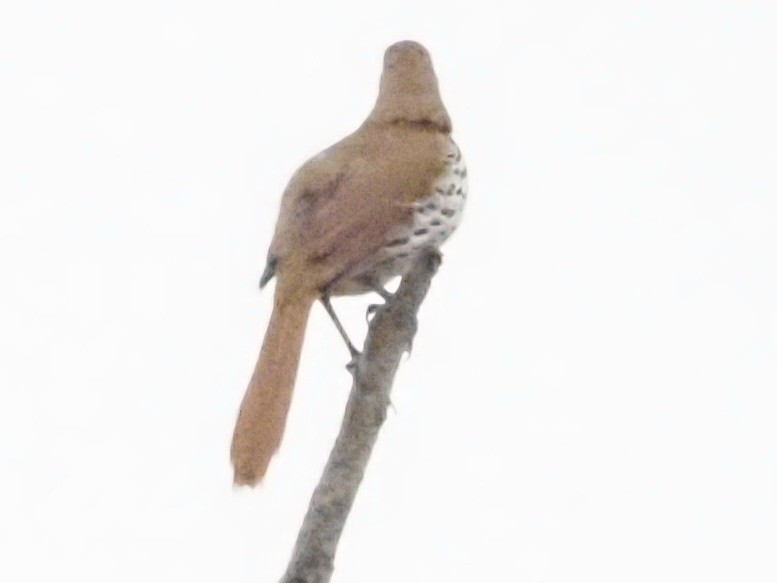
[1,1,776,582]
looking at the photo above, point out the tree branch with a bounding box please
[279,248,443,583]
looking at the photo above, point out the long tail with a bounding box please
[231,285,315,486]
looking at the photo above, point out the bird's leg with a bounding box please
[320,295,359,358]
[372,284,394,302]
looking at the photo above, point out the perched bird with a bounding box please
[231,40,468,486]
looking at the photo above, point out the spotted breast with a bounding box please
[321,137,467,296]
[379,137,467,277]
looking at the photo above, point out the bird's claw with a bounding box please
[366,304,381,323]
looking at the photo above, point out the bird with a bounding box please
[230,40,468,486]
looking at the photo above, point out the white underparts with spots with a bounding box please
[383,138,467,268]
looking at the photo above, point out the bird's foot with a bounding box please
[366,303,381,323]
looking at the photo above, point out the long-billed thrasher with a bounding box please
[230,41,467,486]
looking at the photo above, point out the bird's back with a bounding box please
[267,122,453,294]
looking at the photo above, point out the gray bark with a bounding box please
[279,249,442,583]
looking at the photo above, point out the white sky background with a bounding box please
[1,1,776,581]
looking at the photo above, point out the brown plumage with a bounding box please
[231,41,465,486]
